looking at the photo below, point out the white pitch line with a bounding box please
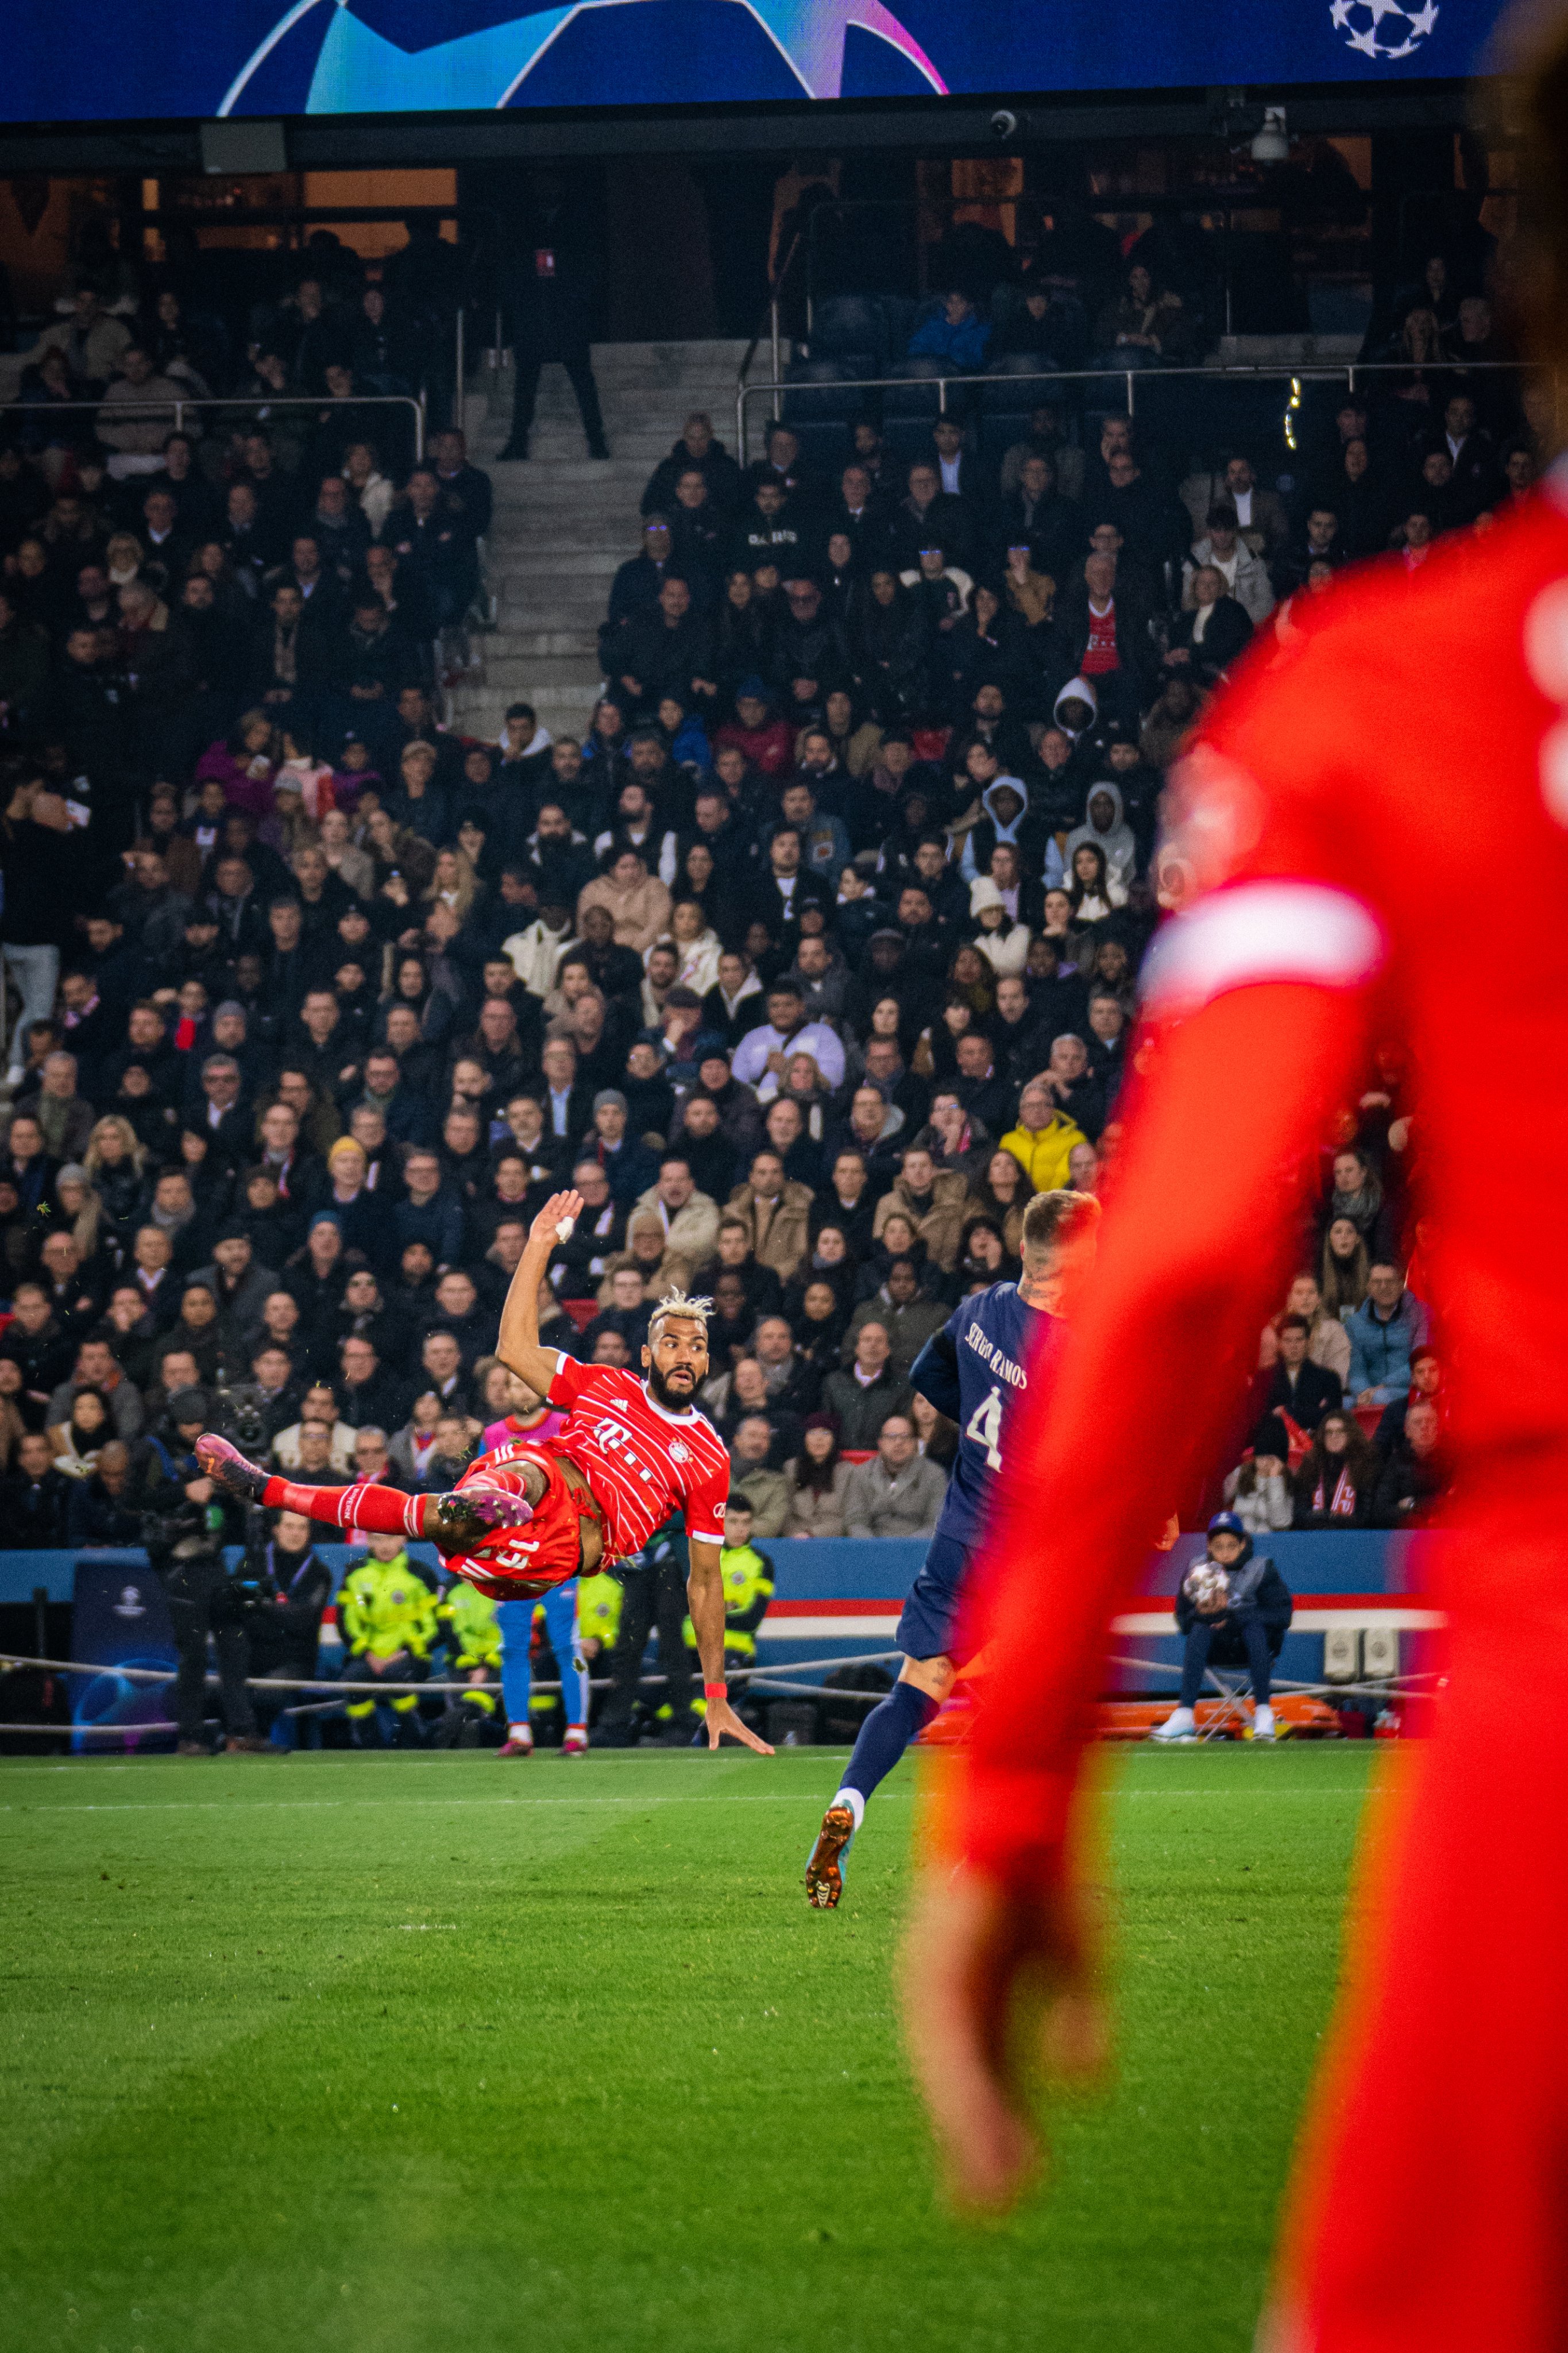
[2,1785,1366,1818]
[0,1791,906,1816]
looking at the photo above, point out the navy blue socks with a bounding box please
[835,1680,939,1823]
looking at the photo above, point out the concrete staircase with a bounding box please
[450,339,759,746]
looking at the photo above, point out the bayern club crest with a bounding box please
[1328,0,1438,60]
[669,1440,692,1463]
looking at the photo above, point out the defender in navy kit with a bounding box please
[804,1189,1100,1908]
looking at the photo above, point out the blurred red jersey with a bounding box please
[938,481,1568,2352]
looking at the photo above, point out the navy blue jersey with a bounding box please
[909,1282,1065,1553]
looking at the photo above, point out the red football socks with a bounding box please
[262,1476,426,1539]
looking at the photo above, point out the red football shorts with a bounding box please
[445,1445,600,1602]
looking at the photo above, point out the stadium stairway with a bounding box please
[450,338,762,746]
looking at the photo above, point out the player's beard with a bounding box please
[646,1358,699,1410]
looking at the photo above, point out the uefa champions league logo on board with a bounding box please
[219,0,948,111]
[1328,0,1438,59]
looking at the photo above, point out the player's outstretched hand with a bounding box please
[704,1693,774,1754]
[898,1864,1107,2213]
[530,1190,584,1252]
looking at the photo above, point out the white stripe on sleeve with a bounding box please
[1141,881,1386,1016]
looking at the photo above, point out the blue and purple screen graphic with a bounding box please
[4,0,1507,119]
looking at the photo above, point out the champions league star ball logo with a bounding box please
[1328,0,1438,60]
[219,0,947,112]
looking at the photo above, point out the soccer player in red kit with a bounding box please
[898,26,1568,2342]
[199,1190,770,1756]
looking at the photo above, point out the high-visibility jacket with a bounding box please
[439,1579,501,1674]
[576,1569,623,1654]
[338,1552,439,1661]
[683,1540,774,1661]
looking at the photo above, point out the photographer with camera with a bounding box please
[238,1506,333,1750]
[128,1385,272,1757]
[1152,1511,1294,1745]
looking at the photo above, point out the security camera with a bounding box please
[989,109,1019,140]
[1250,105,1289,164]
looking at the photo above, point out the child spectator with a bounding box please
[1152,1513,1294,1743]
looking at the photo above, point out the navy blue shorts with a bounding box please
[895,1530,978,1667]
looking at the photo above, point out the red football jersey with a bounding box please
[932,485,1568,2351]
[951,485,1568,1872]
[542,1352,731,1560]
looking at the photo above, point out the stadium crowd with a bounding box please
[0,242,1505,1641]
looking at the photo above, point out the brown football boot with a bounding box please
[804,1802,857,1910]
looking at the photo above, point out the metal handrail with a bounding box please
[735,357,1547,464]
[737,226,805,433]
[0,389,427,462]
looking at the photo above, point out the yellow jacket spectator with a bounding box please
[1001,1080,1088,1193]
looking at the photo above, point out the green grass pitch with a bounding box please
[1,1741,1377,2353]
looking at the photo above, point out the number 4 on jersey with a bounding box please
[965,1384,1005,1471]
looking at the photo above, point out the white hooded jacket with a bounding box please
[1052,673,1099,739]
[1063,780,1138,895]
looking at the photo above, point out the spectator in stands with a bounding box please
[1255,1312,1342,1430]
[722,1154,811,1286]
[871,1146,968,1275]
[0,241,1499,1594]
[1321,1217,1371,1317]
[1001,1078,1088,1194]
[732,977,845,1104]
[1093,263,1192,364]
[1345,1264,1430,1407]
[1164,565,1253,686]
[820,1318,913,1449]
[1185,454,1289,563]
[1262,1272,1352,1391]
[2,1428,72,1544]
[1153,1514,1293,1743]
[844,1255,947,1382]
[68,1439,142,1546]
[1183,503,1275,624]
[1372,1344,1442,1456]
[1326,1145,1395,1256]
[727,1411,790,1537]
[1223,1419,1295,1536]
[842,1412,947,1540]
[642,412,741,519]
[1372,1398,1450,1527]
[1292,1410,1380,1530]
[782,1413,853,1538]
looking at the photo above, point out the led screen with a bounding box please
[3,0,1504,118]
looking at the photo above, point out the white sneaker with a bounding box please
[1252,1704,1277,1742]
[1151,1707,1198,1743]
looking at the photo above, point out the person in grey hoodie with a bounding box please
[1061,779,1138,896]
